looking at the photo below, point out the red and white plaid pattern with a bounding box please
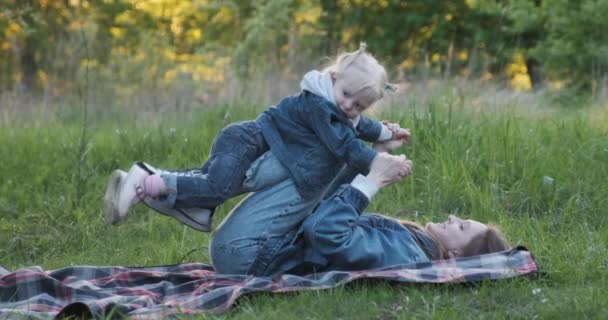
[0,247,538,319]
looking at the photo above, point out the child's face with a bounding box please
[332,72,375,119]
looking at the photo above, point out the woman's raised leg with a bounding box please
[210,151,327,275]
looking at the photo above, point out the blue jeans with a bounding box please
[161,121,268,209]
[210,151,328,276]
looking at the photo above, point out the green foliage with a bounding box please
[2,0,607,96]
[532,0,608,91]
[233,0,295,80]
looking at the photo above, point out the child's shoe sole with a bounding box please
[138,162,214,232]
[103,170,127,224]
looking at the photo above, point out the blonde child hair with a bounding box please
[324,43,392,109]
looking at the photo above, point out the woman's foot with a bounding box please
[367,153,413,188]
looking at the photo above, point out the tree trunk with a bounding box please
[20,40,38,91]
[444,36,454,80]
[526,58,543,89]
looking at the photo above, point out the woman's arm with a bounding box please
[302,183,423,270]
[302,185,383,269]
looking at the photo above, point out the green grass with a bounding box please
[1,97,608,319]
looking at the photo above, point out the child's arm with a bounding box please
[382,120,411,144]
[357,117,411,144]
[308,107,378,174]
[355,116,384,141]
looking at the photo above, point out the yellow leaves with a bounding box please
[1,41,11,52]
[12,72,21,83]
[419,25,434,40]
[294,6,321,24]
[457,49,468,61]
[399,58,414,70]
[505,52,531,91]
[445,13,453,22]
[157,51,230,87]
[170,17,182,35]
[115,11,135,25]
[211,6,234,25]
[163,69,177,83]
[80,59,99,68]
[343,30,353,44]
[37,70,49,87]
[465,0,476,8]
[5,21,23,37]
[431,53,441,63]
[110,27,125,38]
[186,28,203,43]
[549,80,564,90]
[131,0,197,20]
[510,74,532,91]
[163,48,176,61]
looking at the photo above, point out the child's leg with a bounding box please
[104,121,266,228]
[162,121,268,209]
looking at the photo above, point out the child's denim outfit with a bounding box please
[161,121,268,210]
[159,71,389,212]
[256,90,383,198]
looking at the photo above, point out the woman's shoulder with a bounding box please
[360,213,410,231]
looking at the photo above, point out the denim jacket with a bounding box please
[264,185,430,275]
[256,91,382,198]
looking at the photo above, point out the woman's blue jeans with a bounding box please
[210,151,327,276]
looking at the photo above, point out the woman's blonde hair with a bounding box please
[398,220,511,259]
[323,43,389,107]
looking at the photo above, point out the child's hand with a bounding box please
[382,121,411,144]
[373,139,403,152]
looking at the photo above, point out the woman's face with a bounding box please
[426,215,488,258]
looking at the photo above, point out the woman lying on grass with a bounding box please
[207,140,511,276]
[106,131,510,275]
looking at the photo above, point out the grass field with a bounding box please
[1,90,608,319]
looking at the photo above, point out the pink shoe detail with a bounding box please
[143,174,166,198]
[116,163,151,221]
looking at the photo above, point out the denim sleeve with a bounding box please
[323,165,359,199]
[356,116,383,142]
[302,186,401,270]
[308,104,377,175]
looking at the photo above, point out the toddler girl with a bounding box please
[104,44,410,232]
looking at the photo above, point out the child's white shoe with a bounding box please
[115,163,151,221]
[103,169,127,224]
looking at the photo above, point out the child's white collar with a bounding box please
[300,70,360,127]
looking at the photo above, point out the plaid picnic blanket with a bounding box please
[0,247,538,319]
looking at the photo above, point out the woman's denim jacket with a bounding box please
[264,185,430,275]
[256,91,383,198]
